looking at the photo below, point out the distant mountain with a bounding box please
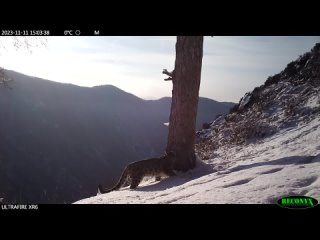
[146,97,235,130]
[0,70,235,203]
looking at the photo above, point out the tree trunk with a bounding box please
[166,36,203,172]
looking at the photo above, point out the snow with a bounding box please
[304,95,320,108]
[75,117,320,204]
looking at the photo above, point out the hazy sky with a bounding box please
[0,36,319,102]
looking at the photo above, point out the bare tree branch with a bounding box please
[0,66,13,89]
[0,36,47,88]
[1,36,48,53]
[162,69,175,81]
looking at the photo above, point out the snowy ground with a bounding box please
[75,116,320,204]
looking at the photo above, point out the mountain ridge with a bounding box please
[196,42,320,158]
[0,69,234,203]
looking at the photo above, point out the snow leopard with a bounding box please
[98,151,176,193]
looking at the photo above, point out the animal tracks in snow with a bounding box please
[222,178,255,188]
[258,167,284,175]
[291,176,318,188]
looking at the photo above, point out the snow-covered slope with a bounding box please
[75,43,320,204]
[75,118,320,204]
